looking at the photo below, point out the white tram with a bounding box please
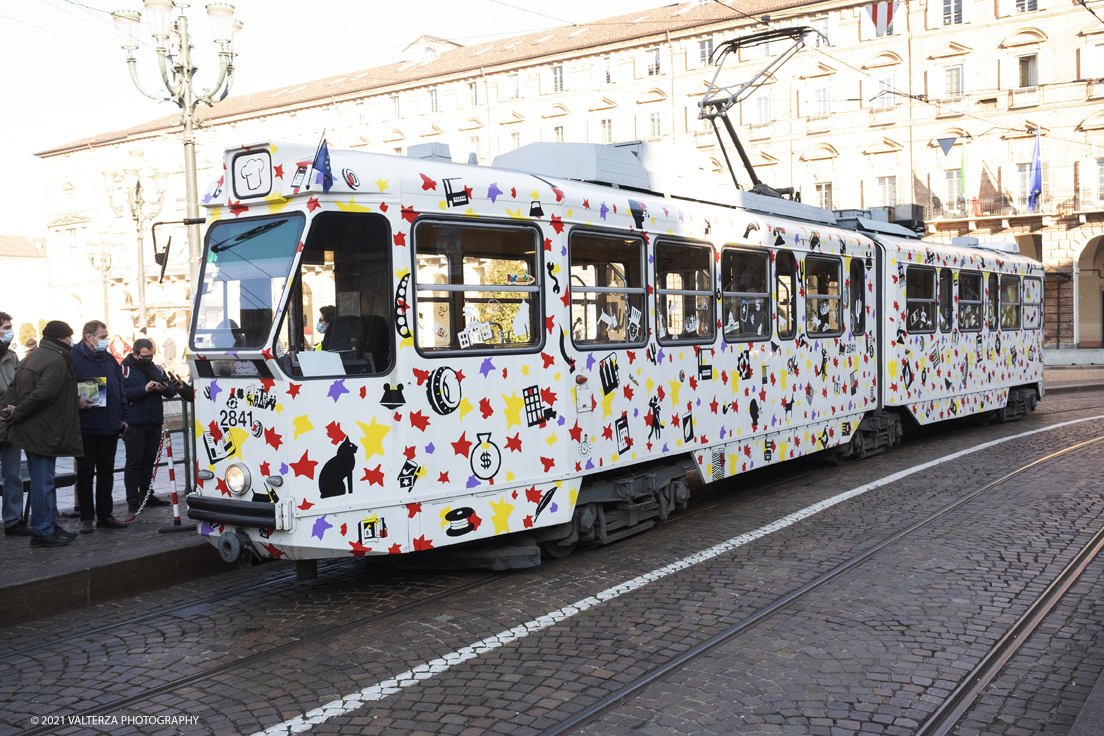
[184,137,1043,567]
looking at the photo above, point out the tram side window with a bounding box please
[570,232,646,346]
[939,268,953,332]
[987,273,999,329]
[849,259,866,335]
[806,256,842,336]
[722,248,770,341]
[958,271,983,331]
[1000,274,1021,329]
[656,240,714,344]
[905,266,937,333]
[413,221,541,353]
[1024,276,1043,329]
[274,212,393,377]
[776,250,797,339]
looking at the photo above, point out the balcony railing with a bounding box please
[1089,80,1104,100]
[936,96,966,116]
[806,114,833,134]
[748,122,773,140]
[1009,86,1040,108]
[925,195,1053,220]
[869,106,897,125]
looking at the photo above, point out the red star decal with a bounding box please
[505,433,523,452]
[438,471,449,483]
[543,238,552,252]
[359,386,367,399]
[689,377,698,391]
[403,445,416,460]
[362,465,384,486]
[602,424,613,440]
[389,543,403,554]
[523,515,534,529]
[297,499,314,511]
[264,426,283,450]
[306,197,320,213]
[259,461,271,477]
[208,421,223,442]
[759,388,767,402]
[379,201,388,212]
[545,316,556,334]
[511,187,517,198]
[287,382,302,398]
[560,289,570,308]
[394,232,406,246]
[260,379,275,391]
[348,541,370,556]
[623,384,634,401]
[289,450,318,479]
[452,432,472,457]
[540,456,555,472]
[413,368,429,386]
[455,370,465,382]
[326,421,345,445]
[413,535,434,551]
[216,478,231,497]
[410,410,430,431]
[710,398,719,414]
[419,173,437,191]
[540,387,557,405]
[525,486,543,504]
[228,199,248,217]
[568,420,582,442]
[550,214,564,234]
[480,397,493,418]
[551,186,565,202]
[541,352,555,368]
[401,205,417,223]
[627,351,636,364]
[340,523,347,536]
[583,199,590,209]
[262,542,286,559]
[406,502,422,518]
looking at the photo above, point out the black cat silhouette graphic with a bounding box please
[319,437,357,499]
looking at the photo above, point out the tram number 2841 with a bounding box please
[219,409,254,430]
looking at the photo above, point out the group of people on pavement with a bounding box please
[0,315,183,548]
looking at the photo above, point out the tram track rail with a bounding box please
[537,433,1104,736]
[7,405,1103,736]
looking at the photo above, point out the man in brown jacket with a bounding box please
[0,321,88,547]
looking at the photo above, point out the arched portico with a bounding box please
[1076,235,1104,348]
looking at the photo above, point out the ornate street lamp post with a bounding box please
[88,242,119,325]
[110,1,242,291]
[103,150,169,333]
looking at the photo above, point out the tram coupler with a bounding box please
[296,560,318,580]
[217,528,261,565]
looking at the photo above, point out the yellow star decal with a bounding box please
[209,206,222,221]
[357,417,391,460]
[887,360,898,378]
[376,178,389,191]
[502,391,525,429]
[569,487,578,506]
[668,378,682,407]
[490,496,514,535]
[265,192,291,214]
[335,197,372,212]
[395,267,410,279]
[521,364,530,376]
[530,189,540,200]
[506,207,528,220]
[458,397,474,419]
[439,507,452,530]
[195,420,204,438]
[646,378,655,393]
[545,433,558,446]
[505,471,515,482]
[728,452,738,476]
[269,143,279,155]
[463,208,479,218]
[275,402,284,415]
[438,200,447,210]
[227,427,250,461]
[601,389,616,418]
[292,415,314,440]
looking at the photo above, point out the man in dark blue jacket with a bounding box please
[71,320,129,533]
[121,338,177,512]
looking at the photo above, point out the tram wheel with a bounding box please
[977,410,996,426]
[540,540,578,560]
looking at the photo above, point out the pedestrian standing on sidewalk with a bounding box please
[121,339,177,512]
[0,311,31,537]
[0,320,87,547]
[71,320,129,534]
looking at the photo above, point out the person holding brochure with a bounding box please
[0,320,86,547]
[121,339,177,512]
[71,320,129,533]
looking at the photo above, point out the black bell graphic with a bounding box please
[529,200,544,217]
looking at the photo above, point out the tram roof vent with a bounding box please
[953,236,1019,254]
[407,142,453,162]
[492,143,653,190]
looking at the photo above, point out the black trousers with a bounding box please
[124,424,162,506]
[76,432,119,522]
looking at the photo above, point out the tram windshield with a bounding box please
[192,215,305,350]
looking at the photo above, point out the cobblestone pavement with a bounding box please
[1,393,1103,736]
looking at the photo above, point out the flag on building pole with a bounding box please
[866,1,900,37]
[313,139,333,194]
[1028,127,1043,213]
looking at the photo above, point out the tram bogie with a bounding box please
[185,138,1043,568]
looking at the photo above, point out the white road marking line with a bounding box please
[253,414,1104,736]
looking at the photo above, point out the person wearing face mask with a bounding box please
[120,338,177,513]
[314,305,335,351]
[0,311,30,537]
[70,320,129,533]
[0,321,87,547]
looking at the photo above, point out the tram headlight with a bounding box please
[225,464,251,496]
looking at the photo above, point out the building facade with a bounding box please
[35,0,1104,357]
[0,235,48,354]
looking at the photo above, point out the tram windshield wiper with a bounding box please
[210,219,289,253]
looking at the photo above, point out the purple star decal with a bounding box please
[661,444,669,453]
[720,426,726,439]
[425,442,435,454]
[327,379,349,402]
[200,521,214,537]
[311,515,333,540]
[203,192,213,204]
[561,245,567,256]
[678,209,685,222]
[586,354,596,371]
[600,202,609,220]
[550,502,558,513]
[479,358,495,378]
[209,380,222,404]
[657,349,666,363]
[585,459,594,470]
[466,475,481,489]
[557,416,565,426]
[280,463,289,475]
[487,183,502,203]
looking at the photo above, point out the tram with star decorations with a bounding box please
[183,134,1044,570]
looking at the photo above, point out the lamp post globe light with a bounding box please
[110,1,242,292]
[102,150,169,334]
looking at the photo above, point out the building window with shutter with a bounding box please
[601,118,612,144]
[469,136,480,159]
[944,65,963,98]
[943,0,962,25]
[699,39,713,66]
[945,169,962,214]
[1018,163,1031,207]
[428,88,439,114]
[647,48,661,76]
[604,56,612,84]
[511,132,520,150]
[1018,55,1038,87]
[877,176,897,206]
[752,93,771,125]
[1015,0,1037,11]
[509,74,520,99]
[554,126,564,142]
[816,182,833,210]
[812,85,830,116]
[391,95,401,119]
[1097,159,1104,202]
[469,81,479,106]
[650,111,662,138]
[552,66,564,92]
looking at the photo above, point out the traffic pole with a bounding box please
[159,431,196,533]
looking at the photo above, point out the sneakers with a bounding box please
[4,522,33,537]
[80,520,95,534]
[31,532,72,547]
[97,516,129,529]
[144,496,171,507]
[53,525,78,539]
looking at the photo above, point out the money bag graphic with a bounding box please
[471,432,502,481]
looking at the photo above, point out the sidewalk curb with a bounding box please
[1044,383,1104,395]
[0,540,236,626]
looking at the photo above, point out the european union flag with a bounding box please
[1028,127,1043,213]
[313,140,333,194]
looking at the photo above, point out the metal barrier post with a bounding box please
[159,429,196,533]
